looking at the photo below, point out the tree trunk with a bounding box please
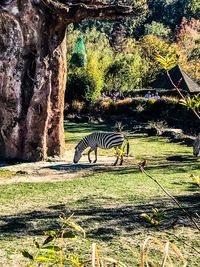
[0,1,66,161]
[0,0,145,161]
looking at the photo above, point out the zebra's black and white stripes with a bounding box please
[73,132,129,165]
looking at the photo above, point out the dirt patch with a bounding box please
[0,155,136,184]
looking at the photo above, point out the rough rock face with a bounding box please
[0,1,66,161]
[0,0,144,161]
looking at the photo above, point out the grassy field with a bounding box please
[0,121,199,266]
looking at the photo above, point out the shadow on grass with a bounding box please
[40,152,199,178]
[0,194,199,241]
[64,122,114,134]
[166,155,197,162]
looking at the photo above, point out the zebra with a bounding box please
[193,134,200,157]
[73,132,129,165]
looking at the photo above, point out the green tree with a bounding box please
[186,0,200,19]
[67,27,114,101]
[70,34,87,68]
[66,69,95,102]
[148,0,191,30]
[139,35,171,85]
[144,21,172,40]
[85,28,114,100]
[104,53,143,91]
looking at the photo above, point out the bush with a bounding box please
[64,95,200,133]
[66,70,95,102]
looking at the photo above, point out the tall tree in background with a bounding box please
[70,34,87,68]
[0,0,146,161]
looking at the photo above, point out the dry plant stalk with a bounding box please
[92,237,187,267]
[92,242,128,267]
[140,236,187,267]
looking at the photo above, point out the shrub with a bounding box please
[71,100,85,114]
[100,99,112,112]
[148,120,168,132]
[161,96,179,103]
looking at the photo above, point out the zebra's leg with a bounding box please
[120,144,125,165]
[88,148,93,163]
[93,147,98,163]
[120,155,123,165]
[113,146,120,166]
[113,156,119,166]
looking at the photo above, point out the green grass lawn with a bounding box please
[0,121,199,266]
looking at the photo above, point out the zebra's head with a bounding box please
[193,134,200,157]
[73,145,82,164]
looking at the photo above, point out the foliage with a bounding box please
[22,216,188,267]
[66,70,95,102]
[156,53,178,71]
[71,100,86,114]
[148,0,191,30]
[0,170,17,176]
[186,0,200,19]
[70,53,86,68]
[175,17,200,82]
[104,53,143,91]
[84,28,114,100]
[144,21,172,40]
[179,94,200,113]
[22,215,86,266]
[114,121,125,132]
[65,2,200,102]
[190,174,200,187]
[139,35,172,85]
[148,120,168,132]
[67,28,113,101]
[115,139,129,158]
[141,208,165,225]
[189,46,200,60]
[176,17,200,56]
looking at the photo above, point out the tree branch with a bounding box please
[41,0,145,24]
[138,164,200,232]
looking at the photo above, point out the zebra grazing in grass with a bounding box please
[73,132,129,166]
[193,134,200,157]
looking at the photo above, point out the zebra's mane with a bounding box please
[75,136,88,151]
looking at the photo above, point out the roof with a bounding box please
[151,65,200,93]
